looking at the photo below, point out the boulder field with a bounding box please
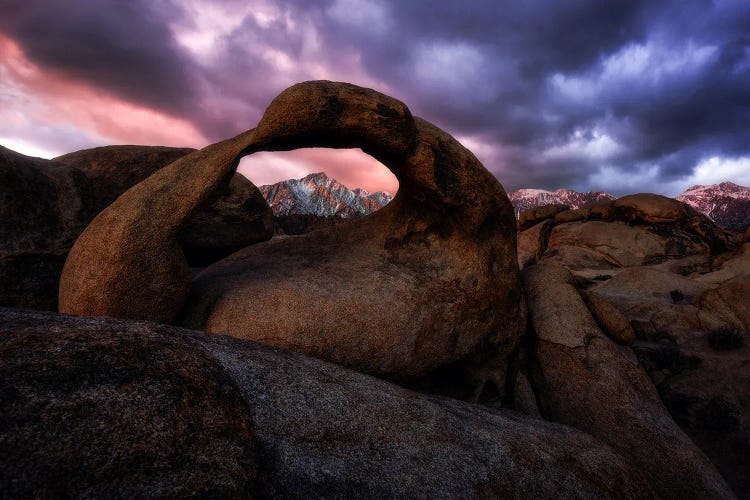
[517,195,749,496]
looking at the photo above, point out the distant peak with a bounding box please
[681,181,748,194]
[302,172,329,180]
[261,172,394,218]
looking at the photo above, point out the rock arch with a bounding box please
[59,81,523,380]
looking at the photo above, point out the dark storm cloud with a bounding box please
[0,0,198,116]
[1,0,749,193]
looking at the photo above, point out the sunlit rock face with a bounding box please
[517,193,738,272]
[58,81,525,397]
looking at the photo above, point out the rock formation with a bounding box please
[55,145,196,212]
[517,193,738,272]
[56,145,274,267]
[522,263,733,499]
[517,193,748,496]
[0,146,96,310]
[0,144,274,312]
[58,81,524,391]
[0,308,656,499]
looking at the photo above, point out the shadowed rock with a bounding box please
[56,145,274,267]
[590,265,750,496]
[0,308,656,499]
[522,263,735,499]
[518,203,569,230]
[0,146,96,310]
[0,144,273,312]
[60,81,524,388]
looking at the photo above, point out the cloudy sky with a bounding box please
[1,0,749,195]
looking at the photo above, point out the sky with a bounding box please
[1,0,749,196]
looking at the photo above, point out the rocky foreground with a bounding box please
[1,81,749,498]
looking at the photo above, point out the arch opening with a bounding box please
[238,147,399,225]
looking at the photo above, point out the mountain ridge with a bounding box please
[257,173,750,232]
[259,172,394,219]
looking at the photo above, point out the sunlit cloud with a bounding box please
[0,34,208,157]
[238,148,398,193]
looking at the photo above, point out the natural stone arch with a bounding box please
[59,80,523,382]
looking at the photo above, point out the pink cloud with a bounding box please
[238,148,399,193]
[1,33,398,193]
[0,34,208,152]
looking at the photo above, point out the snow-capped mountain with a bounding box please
[259,172,394,218]
[676,182,750,232]
[509,188,615,218]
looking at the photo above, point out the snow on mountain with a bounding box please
[676,182,750,232]
[259,172,394,218]
[259,174,749,233]
[509,188,615,218]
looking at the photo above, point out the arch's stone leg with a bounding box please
[58,130,256,322]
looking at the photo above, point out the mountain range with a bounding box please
[258,173,750,232]
[509,188,615,217]
[676,182,750,232]
[259,172,393,219]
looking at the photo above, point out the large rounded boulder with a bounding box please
[59,81,524,389]
[0,308,656,499]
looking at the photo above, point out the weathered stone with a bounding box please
[59,130,257,323]
[612,193,691,224]
[55,145,196,211]
[517,218,554,269]
[0,308,657,499]
[522,263,734,499]
[178,175,274,266]
[697,243,750,286]
[56,145,274,267]
[553,207,589,224]
[538,194,737,275]
[544,220,712,270]
[0,146,95,310]
[581,291,635,345]
[698,276,750,335]
[589,267,750,495]
[591,267,710,341]
[517,203,568,230]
